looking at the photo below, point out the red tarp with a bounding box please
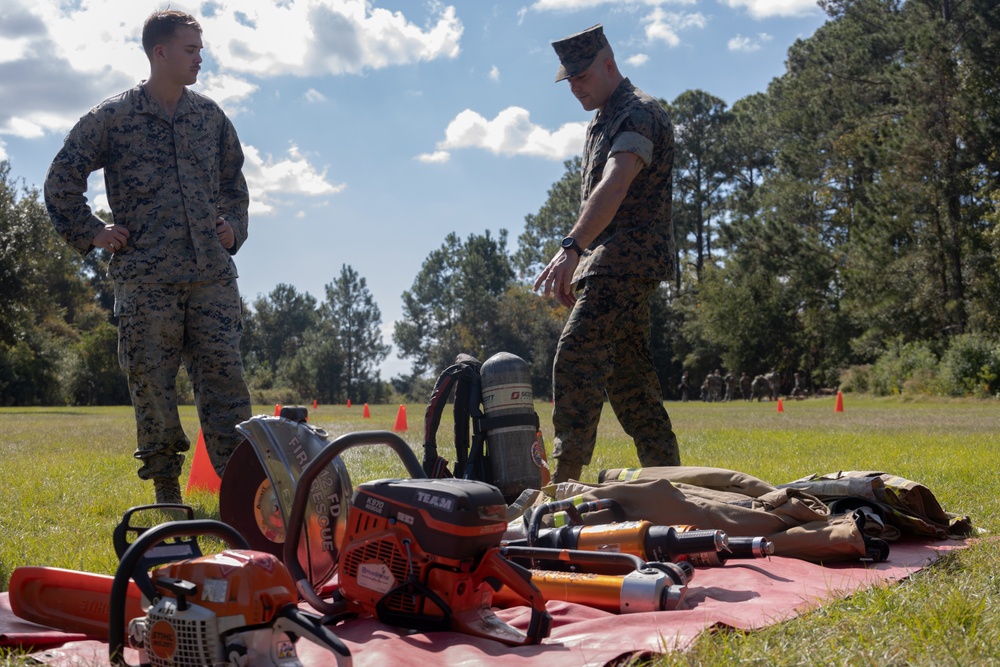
[2,540,965,667]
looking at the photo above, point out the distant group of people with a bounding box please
[677,370,809,402]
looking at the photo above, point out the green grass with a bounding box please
[1,396,998,665]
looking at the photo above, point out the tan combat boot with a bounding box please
[153,477,183,505]
[552,461,583,484]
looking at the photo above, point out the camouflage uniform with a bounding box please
[45,84,251,481]
[724,372,736,401]
[707,370,723,402]
[551,72,680,470]
[740,372,752,401]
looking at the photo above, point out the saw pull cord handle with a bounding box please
[284,430,427,614]
[109,520,250,667]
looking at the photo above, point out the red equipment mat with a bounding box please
[2,540,966,667]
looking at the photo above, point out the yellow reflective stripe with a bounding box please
[553,494,588,526]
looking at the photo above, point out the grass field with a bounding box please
[1,396,998,665]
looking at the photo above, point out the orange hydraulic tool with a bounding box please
[495,546,694,614]
[508,499,772,572]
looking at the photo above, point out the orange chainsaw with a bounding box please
[108,519,351,667]
[9,508,352,667]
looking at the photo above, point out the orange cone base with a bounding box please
[186,429,221,494]
[393,404,408,432]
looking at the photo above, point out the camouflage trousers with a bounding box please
[551,276,680,469]
[115,279,251,481]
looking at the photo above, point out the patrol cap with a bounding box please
[552,24,609,82]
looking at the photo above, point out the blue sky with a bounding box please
[1,0,828,378]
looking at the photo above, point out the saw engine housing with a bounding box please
[128,550,305,667]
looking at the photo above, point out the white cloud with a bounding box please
[0,140,6,161]
[304,88,328,103]
[532,0,699,9]
[434,107,586,161]
[0,0,462,142]
[626,53,650,67]
[416,150,452,164]
[196,72,259,115]
[241,144,346,215]
[728,33,773,52]
[201,0,463,77]
[722,0,821,18]
[489,65,500,82]
[529,2,706,47]
[643,8,707,47]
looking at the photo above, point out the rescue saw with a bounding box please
[280,430,553,646]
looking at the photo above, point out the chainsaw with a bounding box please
[280,430,552,646]
[108,519,351,667]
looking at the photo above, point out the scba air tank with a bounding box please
[479,352,548,503]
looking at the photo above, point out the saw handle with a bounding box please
[112,504,198,561]
[109,520,250,667]
[478,548,552,644]
[284,430,425,613]
[526,498,625,545]
[274,606,353,667]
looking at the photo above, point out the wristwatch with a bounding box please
[561,236,585,255]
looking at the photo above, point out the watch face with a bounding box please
[562,237,574,249]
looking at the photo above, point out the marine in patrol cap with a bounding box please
[552,24,609,82]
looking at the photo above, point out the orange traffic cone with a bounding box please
[363,403,371,418]
[776,398,784,413]
[393,404,408,432]
[274,403,282,416]
[347,399,352,408]
[835,391,844,413]
[313,399,318,409]
[185,429,220,494]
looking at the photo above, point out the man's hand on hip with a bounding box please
[215,216,235,249]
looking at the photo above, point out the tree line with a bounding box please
[2,0,998,407]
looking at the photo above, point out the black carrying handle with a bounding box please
[527,498,626,546]
[109,520,249,667]
[283,430,425,614]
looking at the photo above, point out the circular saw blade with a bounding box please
[219,439,284,558]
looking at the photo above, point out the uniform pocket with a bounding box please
[191,139,219,170]
[114,283,138,372]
